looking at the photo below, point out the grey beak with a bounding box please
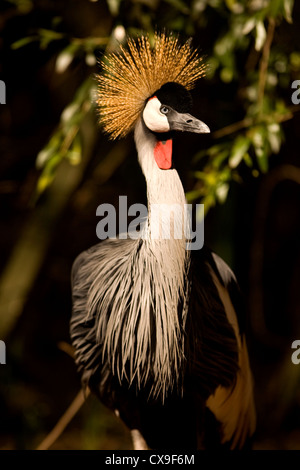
[168,110,210,134]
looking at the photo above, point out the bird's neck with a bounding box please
[134,119,189,243]
[134,119,190,301]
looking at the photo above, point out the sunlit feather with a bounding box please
[96,32,206,139]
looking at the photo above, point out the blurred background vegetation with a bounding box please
[0,0,300,450]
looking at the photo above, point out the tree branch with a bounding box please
[257,17,276,111]
[36,389,90,450]
[212,105,300,140]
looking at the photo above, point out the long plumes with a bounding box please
[71,237,190,400]
[96,32,206,139]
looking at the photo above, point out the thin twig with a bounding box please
[212,106,299,140]
[213,17,276,140]
[57,341,75,359]
[212,117,253,139]
[257,17,276,111]
[61,125,79,155]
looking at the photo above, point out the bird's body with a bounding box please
[70,33,256,449]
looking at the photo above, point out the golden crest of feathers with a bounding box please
[96,32,206,139]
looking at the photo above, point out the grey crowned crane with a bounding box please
[70,33,256,450]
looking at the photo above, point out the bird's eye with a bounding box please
[160,106,169,115]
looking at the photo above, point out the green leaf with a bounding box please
[252,169,260,178]
[255,146,268,173]
[36,130,63,169]
[243,152,253,167]
[164,0,190,14]
[36,153,63,194]
[37,28,64,41]
[8,0,33,13]
[36,148,55,170]
[67,135,82,166]
[11,36,37,49]
[212,149,230,168]
[220,67,234,83]
[268,0,283,18]
[194,171,218,187]
[283,0,294,23]
[229,135,251,168]
[60,103,80,124]
[106,0,121,16]
[290,52,300,71]
[202,194,216,215]
[216,182,230,203]
[185,188,203,203]
[37,173,55,195]
[242,18,256,35]
[250,126,265,149]
[255,21,266,51]
[267,123,281,153]
[225,0,243,14]
[55,44,78,73]
[85,52,97,67]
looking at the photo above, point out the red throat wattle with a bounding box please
[154,139,173,170]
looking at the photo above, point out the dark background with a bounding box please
[0,0,300,450]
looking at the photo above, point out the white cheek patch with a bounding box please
[143,97,170,133]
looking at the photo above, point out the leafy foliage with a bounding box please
[9,0,298,212]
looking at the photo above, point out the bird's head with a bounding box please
[96,33,209,170]
[142,82,209,170]
[143,82,209,136]
[97,33,208,133]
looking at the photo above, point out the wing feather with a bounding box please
[206,254,256,448]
